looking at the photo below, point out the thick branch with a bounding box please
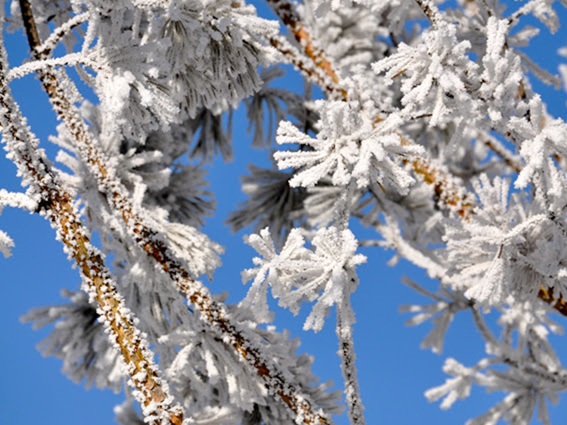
[1,10,182,425]
[18,2,330,423]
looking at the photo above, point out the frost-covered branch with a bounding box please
[413,0,443,27]
[6,52,94,80]
[481,135,523,174]
[0,188,35,257]
[266,0,345,97]
[268,0,479,220]
[17,2,331,423]
[0,8,183,423]
[242,225,367,422]
[6,0,567,423]
[336,296,365,425]
[35,11,88,58]
[267,32,347,100]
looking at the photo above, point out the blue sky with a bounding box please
[1,3,567,425]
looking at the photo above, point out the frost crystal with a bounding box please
[275,101,422,194]
[243,226,365,331]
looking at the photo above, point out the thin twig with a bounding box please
[266,0,343,88]
[413,0,443,27]
[268,33,347,100]
[35,12,88,57]
[409,150,475,219]
[337,296,365,425]
[7,53,95,80]
[481,135,523,173]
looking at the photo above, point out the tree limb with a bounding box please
[18,2,331,423]
[264,0,567,318]
[2,7,183,424]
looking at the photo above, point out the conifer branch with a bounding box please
[265,0,476,220]
[4,1,566,423]
[267,32,347,100]
[414,0,443,27]
[481,136,523,174]
[404,143,475,219]
[18,2,331,423]
[1,8,183,424]
[264,0,567,319]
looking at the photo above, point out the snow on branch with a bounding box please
[34,12,88,58]
[0,188,36,257]
[6,0,567,424]
[275,101,423,193]
[6,52,94,80]
[242,225,367,422]
[266,0,344,91]
[16,3,333,422]
[0,7,183,422]
[269,0,479,219]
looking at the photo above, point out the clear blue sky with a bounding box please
[1,3,567,425]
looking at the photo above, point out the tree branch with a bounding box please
[2,7,183,425]
[481,135,523,173]
[337,297,365,425]
[265,0,475,219]
[18,2,330,423]
[266,0,343,88]
[264,0,567,318]
[267,32,347,100]
[413,0,443,27]
[35,12,88,58]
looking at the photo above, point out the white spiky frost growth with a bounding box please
[3,0,567,424]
